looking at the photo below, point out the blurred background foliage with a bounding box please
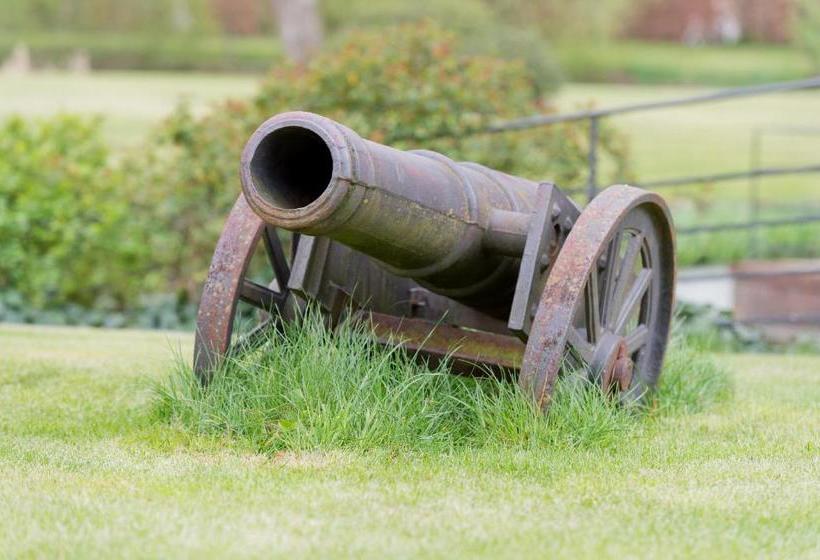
[0,117,148,307]
[124,23,627,308]
[797,0,820,70]
[1,0,818,328]
[3,0,816,78]
[0,22,627,326]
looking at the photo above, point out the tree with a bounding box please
[271,0,323,65]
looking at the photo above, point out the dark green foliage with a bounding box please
[323,0,562,94]
[122,101,260,298]
[0,116,151,310]
[675,302,820,355]
[0,290,196,329]
[0,0,219,34]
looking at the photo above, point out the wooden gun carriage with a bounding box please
[195,112,675,410]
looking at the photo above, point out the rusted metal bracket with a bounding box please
[287,234,331,303]
[287,234,366,325]
[407,287,511,334]
[361,311,524,377]
[508,183,580,339]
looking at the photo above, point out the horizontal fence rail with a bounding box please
[440,77,820,328]
[430,76,820,243]
[636,164,820,190]
[483,76,820,132]
[677,214,820,235]
[678,265,820,283]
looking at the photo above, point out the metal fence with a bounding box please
[452,77,820,325]
[482,76,820,228]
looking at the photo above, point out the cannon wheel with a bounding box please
[520,185,675,411]
[193,195,298,382]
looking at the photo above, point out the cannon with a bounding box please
[194,112,675,410]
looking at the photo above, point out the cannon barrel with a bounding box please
[199,111,675,410]
[240,111,565,315]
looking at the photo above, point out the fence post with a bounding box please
[586,116,599,202]
[748,129,762,257]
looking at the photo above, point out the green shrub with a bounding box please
[485,0,630,44]
[122,100,260,298]
[130,22,628,301]
[323,1,562,93]
[0,115,152,310]
[256,23,626,183]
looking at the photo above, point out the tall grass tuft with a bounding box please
[654,332,734,414]
[152,309,731,454]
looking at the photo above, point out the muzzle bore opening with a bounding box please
[250,126,333,210]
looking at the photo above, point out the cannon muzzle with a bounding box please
[241,112,566,314]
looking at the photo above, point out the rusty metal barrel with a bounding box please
[240,111,551,315]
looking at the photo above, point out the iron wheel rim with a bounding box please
[520,185,676,411]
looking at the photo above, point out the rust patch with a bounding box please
[363,311,524,376]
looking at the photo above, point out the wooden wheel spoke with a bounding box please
[610,233,643,315]
[625,324,649,354]
[614,268,653,334]
[584,267,601,344]
[600,231,622,328]
[567,327,595,364]
[291,232,301,261]
[239,279,283,311]
[263,226,291,288]
[519,186,675,412]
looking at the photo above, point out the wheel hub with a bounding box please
[592,332,634,394]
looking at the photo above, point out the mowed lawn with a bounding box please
[0,71,257,149]
[0,323,818,558]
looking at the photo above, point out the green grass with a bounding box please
[556,41,815,86]
[554,83,820,197]
[2,321,818,557]
[154,310,695,453]
[0,70,257,149]
[553,83,820,264]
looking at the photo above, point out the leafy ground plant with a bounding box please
[153,309,732,454]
